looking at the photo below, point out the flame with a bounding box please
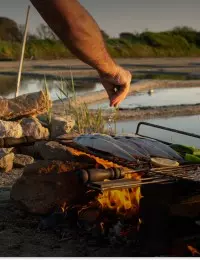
[98,170,142,216]
[61,202,67,213]
[58,146,143,216]
[187,245,200,256]
[66,146,123,169]
[66,146,144,216]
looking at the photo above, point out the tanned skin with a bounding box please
[30,0,132,107]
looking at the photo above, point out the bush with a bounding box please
[1,26,200,59]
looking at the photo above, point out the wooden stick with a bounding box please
[15,5,31,97]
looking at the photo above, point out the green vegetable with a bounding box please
[170,144,195,155]
[184,153,200,163]
[193,149,200,156]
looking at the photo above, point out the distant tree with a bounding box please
[120,32,141,43]
[171,26,200,45]
[0,17,21,41]
[120,32,134,40]
[18,24,38,42]
[101,30,110,41]
[36,23,58,40]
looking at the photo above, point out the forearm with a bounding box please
[30,0,117,75]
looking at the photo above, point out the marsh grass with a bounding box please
[43,76,52,126]
[43,72,119,135]
[56,77,107,134]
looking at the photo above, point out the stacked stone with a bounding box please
[0,91,75,172]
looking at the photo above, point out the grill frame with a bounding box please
[135,121,200,145]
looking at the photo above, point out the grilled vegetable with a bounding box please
[184,153,200,163]
[170,144,195,156]
[193,149,200,156]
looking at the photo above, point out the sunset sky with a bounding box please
[1,0,200,37]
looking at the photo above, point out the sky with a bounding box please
[1,0,200,37]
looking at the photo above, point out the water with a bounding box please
[111,115,200,147]
[0,75,104,100]
[90,87,200,109]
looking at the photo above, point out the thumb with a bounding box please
[111,83,130,107]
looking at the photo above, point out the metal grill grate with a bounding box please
[150,164,200,183]
[87,165,200,191]
[87,176,171,191]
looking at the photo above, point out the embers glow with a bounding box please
[187,245,200,256]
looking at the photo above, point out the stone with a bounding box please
[21,117,49,140]
[34,141,73,161]
[0,120,22,138]
[0,117,49,140]
[22,160,94,176]
[0,91,52,120]
[56,133,79,140]
[10,160,92,214]
[50,115,75,139]
[14,154,34,168]
[0,152,14,172]
[18,145,38,158]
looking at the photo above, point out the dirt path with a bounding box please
[1,57,200,79]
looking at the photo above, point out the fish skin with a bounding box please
[114,136,150,157]
[133,137,184,162]
[74,134,184,163]
[74,134,136,161]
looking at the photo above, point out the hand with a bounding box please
[99,66,132,107]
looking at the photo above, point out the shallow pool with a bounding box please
[90,87,200,109]
[0,75,104,100]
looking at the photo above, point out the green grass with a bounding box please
[56,77,108,134]
[2,27,200,60]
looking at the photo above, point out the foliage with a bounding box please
[1,20,200,59]
[56,78,106,134]
[0,17,21,42]
[36,23,59,41]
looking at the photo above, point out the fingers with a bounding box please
[100,67,132,107]
[111,83,130,107]
[101,80,116,106]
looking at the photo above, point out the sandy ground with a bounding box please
[1,57,200,79]
[0,169,140,257]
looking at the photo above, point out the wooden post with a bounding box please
[15,5,31,97]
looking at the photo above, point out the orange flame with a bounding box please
[61,146,143,216]
[187,245,200,256]
[66,146,144,216]
[97,171,142,216]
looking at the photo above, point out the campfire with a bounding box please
[2,92,200,256]
[9,132,200,256]
[66,145,142,217]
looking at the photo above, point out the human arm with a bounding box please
[30,0,132,106]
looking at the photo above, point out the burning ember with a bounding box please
[187,245,200,256]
